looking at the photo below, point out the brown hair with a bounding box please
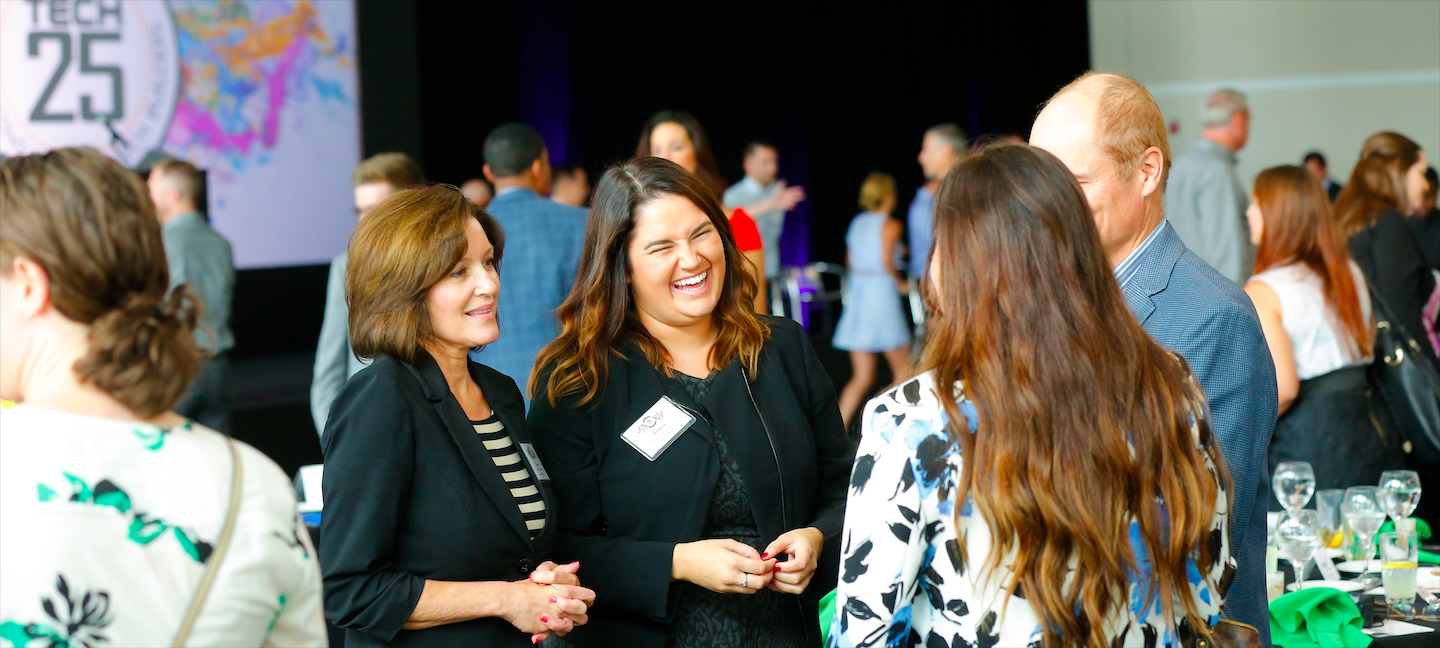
[1253,165,1370,358]
[351,152,426,189]
[0,148,202,417]
[1050,72,1173,191]
[150,157,205,205]
[532,157,769,406]
[634,110,728,198]
[922,143,1229,648]
[858,172,896,211]
[347,185,505,363]
[1334,131,1423,236]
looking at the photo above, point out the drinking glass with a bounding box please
[1315,489,1345,550]
[1274,462,1316,512]
[1343,486,1387,576]
[1379,470,1422,526]
[1380,531,1420,611]
[1275,510,1323,588]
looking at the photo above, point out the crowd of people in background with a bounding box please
[2,67,1439,648]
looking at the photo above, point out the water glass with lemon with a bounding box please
[1379,531,1419,611]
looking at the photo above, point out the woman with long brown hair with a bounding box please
[1244,166,1402,498]
[829,144,1231,648]
[1334,131,1438,363]
[526,157,853,648]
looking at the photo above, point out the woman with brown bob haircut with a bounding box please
[527,157,853,648]
[1334,131,1438,363]
[319,185,593,647]
[1244,165,1401,496]
[0,148,326,645]
[830,144,1232,648]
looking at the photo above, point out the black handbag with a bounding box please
[1366,286,1440,467]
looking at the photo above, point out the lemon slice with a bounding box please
[1384,561,1418,569]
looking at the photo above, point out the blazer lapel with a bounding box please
[405,349,534,547]
[701,361,786,540]
[474,365,555,549]
[1121,222,1185,328]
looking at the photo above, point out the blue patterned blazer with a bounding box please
[1122,222,1278,646]
[470,188,588,402]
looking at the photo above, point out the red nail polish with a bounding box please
[549,595,558,604]
[760,553,770,560]
[532,636,541,645]
[540,615,550,623]
[774,564,783,572]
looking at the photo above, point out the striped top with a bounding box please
[472,414,547,538]
[1114,220,1171,290]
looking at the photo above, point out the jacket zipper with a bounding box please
[741,367,789,532]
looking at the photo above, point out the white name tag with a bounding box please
[1315,554,1343,581]
[621,396,696,461]
[518,443,550,482]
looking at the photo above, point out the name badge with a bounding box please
[518,443,550,482]
[621,396,696,461]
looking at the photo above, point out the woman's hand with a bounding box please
[762,527,824,595]
[499,576,594,641]
[525,561,595,643]
[672,539,777,594]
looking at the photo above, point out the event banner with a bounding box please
[1,0,361,268]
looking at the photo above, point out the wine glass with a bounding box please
[1343,486,1387,577]
[1379,470,1422,527]
[1275,510,1323,589]
[1274,462,1316,512]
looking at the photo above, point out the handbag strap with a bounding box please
[171,435,244,647]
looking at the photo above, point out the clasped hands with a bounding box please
[513,561,595,644]
[672,527,824,595]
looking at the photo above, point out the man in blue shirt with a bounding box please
[907,124,966,282]
[148,159,235,432]
[472,123,587,401]
[1032,72,1278,645]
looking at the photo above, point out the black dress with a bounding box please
[664,371,807,648]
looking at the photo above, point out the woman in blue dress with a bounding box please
[833,172,912,427]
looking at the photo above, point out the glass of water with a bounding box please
[1380,470,1422,526]
[1274,462,1316,512]
[1344,486,1387,576]
[1315,489,1345,550]
[1276,510,1323,588]
[1380,531,1420,612]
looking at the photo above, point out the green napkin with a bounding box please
[818,589,837,645]
[1370,518,1440,563]
[1269,587,1372,647]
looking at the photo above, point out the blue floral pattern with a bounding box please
[827,371,1231,647]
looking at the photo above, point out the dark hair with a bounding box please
[347,185,506,363]
[1334,131,1424,235]
[1424,166,1438,198]
[0,148,203,418]
[1252,165,1369,358]
[484,122,547,178]
[1303,151,1327,168]
[552,163,585,181]
[532,157,768,405]
[634,110,727,197]
[922,143,1228,648]
[743,140,777,158]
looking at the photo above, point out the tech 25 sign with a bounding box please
[1,0,179,167]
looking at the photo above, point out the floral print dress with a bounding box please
[827,371,1231,648]
[0,406,326,647]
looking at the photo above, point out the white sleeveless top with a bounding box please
[1250,261,1373,380]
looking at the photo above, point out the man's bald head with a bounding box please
[1030,72,1170,266]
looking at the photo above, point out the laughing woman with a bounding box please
[526,158,855,648]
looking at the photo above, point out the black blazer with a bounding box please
[1349,209,1439,365]
[320,349,558,647]
[527,315,855,648]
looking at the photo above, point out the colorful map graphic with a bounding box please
[162,0,360,268]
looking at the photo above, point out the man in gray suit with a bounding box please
[470,123,587,401]
[310,153,425,434]
[1166,89,1254,284]
[1032,72,1278,645]
[149,159,235,432]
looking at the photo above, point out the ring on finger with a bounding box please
[741,572,749,589]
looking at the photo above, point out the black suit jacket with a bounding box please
[527,316,855,648]
[320,349,558,647]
